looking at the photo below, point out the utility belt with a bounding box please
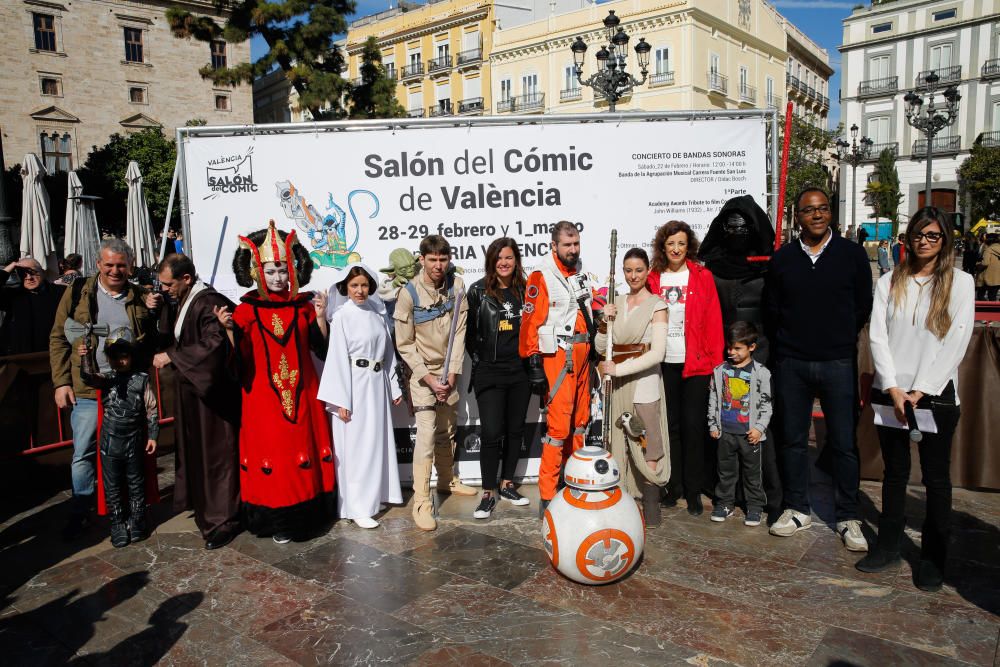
[600,342,649,364]
[545,332,590,405]
[352,357,383,372]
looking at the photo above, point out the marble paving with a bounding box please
[1,453,997,666]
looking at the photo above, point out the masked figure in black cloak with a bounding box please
[700,195,782,520]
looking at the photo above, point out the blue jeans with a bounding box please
[70,398,98,512]
[775,357,860,522]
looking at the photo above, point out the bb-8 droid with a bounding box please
[541,446,644,585]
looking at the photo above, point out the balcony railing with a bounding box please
[515,92,544,112]
[916,65,961,87]
[649,71,675,86]
[976,130,1000,147]
[456,48,482,66]
[819,94,830,109]
[912,135,962,157]
[560,87,582,101]
[858,75,898,98]
[861,141,899,162]
[457,97,484,114]
[982,58,1000,79]
[766,94,783,109]
[429,102,453,117]
[739,84,756,104]
[427,56,452,74]
[708,72,728,94]
[406,107,426,118]
[497,97,514,113]
[401,63,424,79]
[786,73,799,89]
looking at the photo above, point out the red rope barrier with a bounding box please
[774,102,794,249]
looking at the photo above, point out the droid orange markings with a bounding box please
[561,487,622,510]
[575,529,637,582]
[542,510,560,567]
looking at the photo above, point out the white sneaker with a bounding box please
[353,517,380,529]
[769,509,812,537]
[837,520,869,552]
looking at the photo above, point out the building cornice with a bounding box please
[491,5,784,64]
[347,8,490,53]
[839,13,1000,52]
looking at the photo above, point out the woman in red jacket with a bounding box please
[647,220,725,515]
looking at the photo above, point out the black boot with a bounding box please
[643,482,662,528]
[128,498,148,543]
[686,495,704,516]
[538,498,550,519]
[915,560,944,592]
[856,517,903,573]
[109,506,129,548]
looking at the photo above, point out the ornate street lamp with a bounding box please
[570,11,652,112]
[903,71,961,206]
[833,123,874,234]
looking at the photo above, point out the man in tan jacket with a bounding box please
[394,234,476,530]
[49,238,158,539]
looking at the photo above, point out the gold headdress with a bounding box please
[238,220,300,299]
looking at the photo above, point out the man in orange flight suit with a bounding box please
[519,221,597,515]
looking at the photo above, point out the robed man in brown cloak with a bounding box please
[152,254,242,549]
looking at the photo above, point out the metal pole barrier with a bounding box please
[158,154,180,262]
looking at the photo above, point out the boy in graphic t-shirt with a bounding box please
[707,321,772,527]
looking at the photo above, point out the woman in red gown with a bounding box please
[228,221,335,543]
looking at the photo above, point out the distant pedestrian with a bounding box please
[877,240,891,275]
[857,226,869,245]
[891,234,906,267]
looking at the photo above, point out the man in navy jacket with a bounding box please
[765,188,873,552]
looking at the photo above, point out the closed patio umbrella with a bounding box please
[65,171,101,276]
[125,160,156,268]
[19,154,57,278]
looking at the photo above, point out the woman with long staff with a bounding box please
[597,247,671,527]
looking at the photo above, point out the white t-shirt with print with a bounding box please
[658,269,689,363]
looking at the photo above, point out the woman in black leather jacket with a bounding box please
[466,237,531,519]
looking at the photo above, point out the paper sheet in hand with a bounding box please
[872,405,938,434]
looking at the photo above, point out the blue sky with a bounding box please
[250,0,852,127]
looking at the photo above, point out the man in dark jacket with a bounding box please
[765,188,873,552]
[0,258,66,355]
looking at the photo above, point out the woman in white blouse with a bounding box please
[855,207,975,592]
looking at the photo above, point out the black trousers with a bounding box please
[661,363,710,502]
[715,432,767,512]
[875,385,961,569]
[476,377,532,491]
[101,434,145,520]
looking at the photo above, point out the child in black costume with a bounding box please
[78,327,158,547]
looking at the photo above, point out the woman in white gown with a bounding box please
[317,263,403,529]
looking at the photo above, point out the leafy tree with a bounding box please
[80,129,178,237]
[779,114,842,232]
[165,0,354,121]
[347,37,405,119]
[958,144,1000,224]
[864,148,903,236]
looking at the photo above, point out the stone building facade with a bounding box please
[0,0,252,171]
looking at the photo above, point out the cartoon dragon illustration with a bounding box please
[275,181,379,268]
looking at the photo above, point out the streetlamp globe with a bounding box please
[603,10,621,41]
[571,37,588,70]
[634,38,651,72]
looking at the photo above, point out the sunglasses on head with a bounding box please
[16,268,40,277]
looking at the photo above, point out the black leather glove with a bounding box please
[527,354,547,395]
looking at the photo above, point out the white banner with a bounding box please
[180,116,767,481]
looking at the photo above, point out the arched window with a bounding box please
[40,131,72,172]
